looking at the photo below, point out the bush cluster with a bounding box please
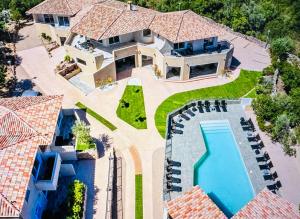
[66,180,85,219]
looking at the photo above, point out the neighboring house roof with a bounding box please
[166,186,227,219]
[0,96,63,217]
[233,188,300,219]
[150,10,225,43]
[27,0,103,16]
[167,186,300,219]
[71,0,157,40]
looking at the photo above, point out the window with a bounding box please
[25,190,30,202]
[98,39,103,44]
[143,29,151,37]
[58,16,70,27]
[44,14,54,25]
[174,42,185,50]
[204,38,214,47]
[109,36,120,44]
[35,204,43,218]
[76,58,86,65]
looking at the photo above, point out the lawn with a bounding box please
[116,85,147,129]
[155,69,262,138]
[75,102,117,131]
[244,88,258,98]
[135,174,143,219]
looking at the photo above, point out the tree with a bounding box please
[280,62,300,93]
[0,65,6,88]
[288,88,300,126]
[270,37,295,60]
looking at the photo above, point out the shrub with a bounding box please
[262,65,275,76]
[64,55,71,62]
[270,37,295,60]
[66,180,85,219]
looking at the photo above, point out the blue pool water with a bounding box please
[194,120,254,217]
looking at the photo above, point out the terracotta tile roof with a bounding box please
[150,10,225,43]
[234,188,300,219]
[166,186,227,219]
[71,0,157,40]
[27,0,103,16]
[0,96,63,217]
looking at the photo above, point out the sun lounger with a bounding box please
[167,158,181,167]
[180,113,190,121]
[204,101,210,112]
[171,129,183,135]
[166,183,182,192]
[214,100,221,112]
[166,176,181,184]
[267,181,282,192]
[221,100,227,111]
[191,102,197,112]
[186,109,195,117]
[166,167,181,175]
[172,122,184,129]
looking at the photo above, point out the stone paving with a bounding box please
[164,101,268,202]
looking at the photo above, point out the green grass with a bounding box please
[135,174,143,219]
[75,102,117,131]
[155,69,262,138]
[244,88,258,98]
[116,85,147,129]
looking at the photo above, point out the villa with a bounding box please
[0,96,77,218]
[27,0,233,88]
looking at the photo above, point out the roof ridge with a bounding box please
[0,193,20,217]
[175,10,186,42]
[98,6,125,40]
[64,0,74,14]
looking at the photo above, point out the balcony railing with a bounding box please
[35,152,61,191]
[170,40,232,57]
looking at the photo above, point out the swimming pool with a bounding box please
[194,120,254,217]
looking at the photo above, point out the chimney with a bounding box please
[127,1,132,10]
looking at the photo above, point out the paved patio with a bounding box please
[14,22,278,219]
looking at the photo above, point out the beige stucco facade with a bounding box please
[32,14,70,45]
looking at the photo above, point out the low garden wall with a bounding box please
[77,149,98,160]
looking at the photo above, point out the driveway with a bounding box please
[16,26,275,219]
[16,21,43,51]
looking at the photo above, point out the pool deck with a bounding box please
[164,101,268,201]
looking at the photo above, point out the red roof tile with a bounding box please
[166,186,227,219]
[27,0,103,16]
[150,10,225,43]
[71,0,157,40]
[234,188,300,219]
[0,96,63,217]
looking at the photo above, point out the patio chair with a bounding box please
[167,158,181,167]
[259,163,270,170]
[263,174,274,181]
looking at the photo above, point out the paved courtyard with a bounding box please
[15,22,300,219]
